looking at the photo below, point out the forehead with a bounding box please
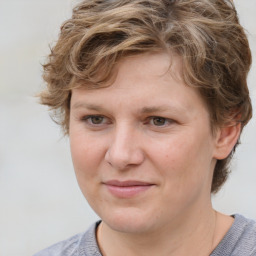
[112,52,182,86]
[71,53,209,118]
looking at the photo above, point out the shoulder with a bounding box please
[33,221,102,256]
[212,214,256,256]
[229,214,256,255]
[232,215,256,255]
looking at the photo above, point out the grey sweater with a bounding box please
[34,214,256,256]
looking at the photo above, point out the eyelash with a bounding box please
[146,116,175,127]
[81,115,175,128]
[81,115,110,126]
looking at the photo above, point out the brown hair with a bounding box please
[40,0,252,193]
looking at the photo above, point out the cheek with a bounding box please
[153,137,214,211]
[69,134,106,204]
[151,132,214,187]
[70,132,105,180]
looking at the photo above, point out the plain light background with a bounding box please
[0,1,255,255]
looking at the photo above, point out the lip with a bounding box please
[103,180,154,198]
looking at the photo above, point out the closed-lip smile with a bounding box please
[103,180,155,198]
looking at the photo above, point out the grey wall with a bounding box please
[0,1,255,255]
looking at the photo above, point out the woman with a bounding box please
[35,0,256,255]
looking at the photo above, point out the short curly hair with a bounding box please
[40,0,252,193]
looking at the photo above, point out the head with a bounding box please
[40,0,252,193]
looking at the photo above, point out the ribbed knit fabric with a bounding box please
[34,214,256,256]
[211,215,256,256]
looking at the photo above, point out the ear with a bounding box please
[213,122,241,160]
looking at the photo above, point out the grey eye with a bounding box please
[152,117,166,126]
[90,116,104,124]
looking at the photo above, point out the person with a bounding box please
[34,0,256,255]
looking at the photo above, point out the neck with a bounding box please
[97,206,227,256]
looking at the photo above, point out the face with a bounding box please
[69,52,219,234]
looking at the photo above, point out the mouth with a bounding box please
[103,180,155,198]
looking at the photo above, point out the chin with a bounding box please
[100,207,160,234]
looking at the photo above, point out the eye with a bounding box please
[147,116,174,127]
[82,115,107,125]
[89,116,104,124]
[151,117,167,126]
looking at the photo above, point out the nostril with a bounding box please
[104,147,130,169]
[104,146,144,170]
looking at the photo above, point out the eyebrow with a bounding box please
[71,103,105,112]
[140,106,173,114]
[72,102,184,114]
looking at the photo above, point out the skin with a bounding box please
[69,52,239,256]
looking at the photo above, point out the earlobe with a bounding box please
[213,122,241,160]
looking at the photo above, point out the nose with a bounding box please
[105,125,145,170]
